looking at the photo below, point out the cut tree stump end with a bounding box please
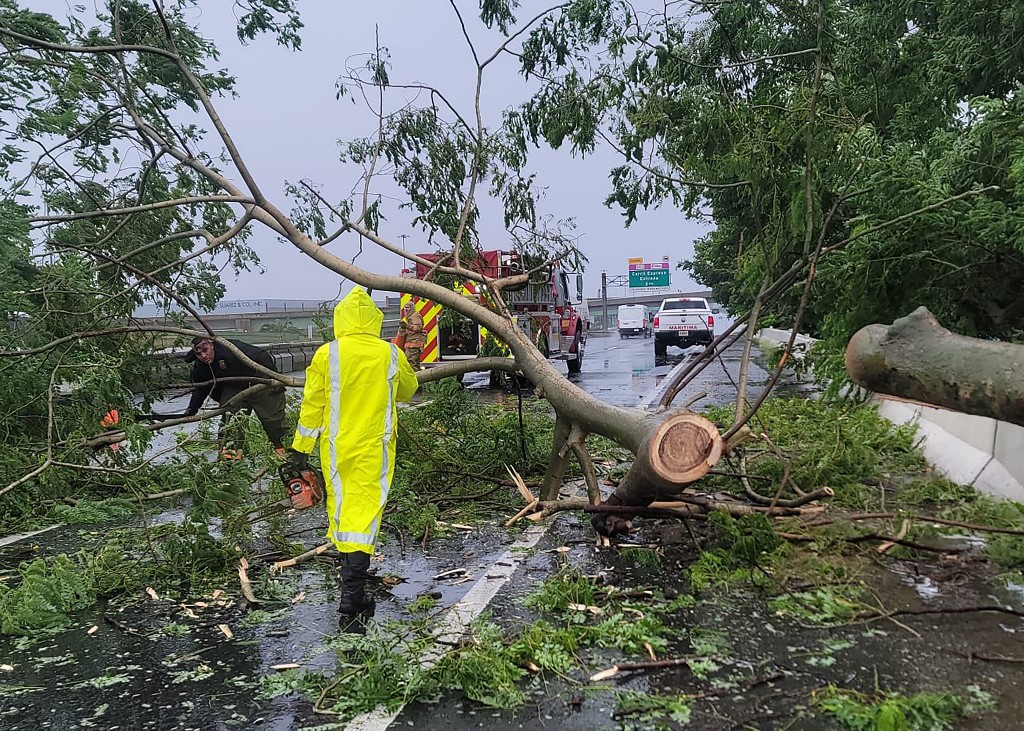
[649,412,723,485]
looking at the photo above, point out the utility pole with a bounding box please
[399,234,409,249]
[601,271,608,331]
[599,272,629,330]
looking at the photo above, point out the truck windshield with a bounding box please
[661,300,706,310]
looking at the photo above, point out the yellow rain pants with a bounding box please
[291,288,419,554]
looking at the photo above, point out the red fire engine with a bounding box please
[400,250,590,374]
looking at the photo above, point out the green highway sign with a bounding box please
[628,268,670,288]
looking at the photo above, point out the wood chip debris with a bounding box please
[271,663,300,671]
[145,587,160,601]
[432,568,467,580]
[291,591,306,605]
[211,589,224,600]
[436,521,474,531]
[1,664,14,672]
[87,625,99,635]
[568,603,603,615]
[218,624,234,639]
[590,665,620,682]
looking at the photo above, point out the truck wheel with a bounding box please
[654,339,667,358]
[567,336,584,374]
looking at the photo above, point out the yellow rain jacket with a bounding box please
[291,288,419,554]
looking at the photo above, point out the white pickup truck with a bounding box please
[653,297,717,357]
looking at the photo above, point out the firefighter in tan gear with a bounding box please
[290,288,419,621]
[398,301,426,369]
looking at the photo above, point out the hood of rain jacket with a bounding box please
[333,287,384,339]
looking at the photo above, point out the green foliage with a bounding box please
[234,0,304,50]
[688,627,731,658]
[898,477,1024,567]
[0,553,99,635]
[816,685,995,731]
[258,668,309,699]
[407,594,438,614]
[0,520,233,635]
[388,385,556,532]
[436,620,528,707]
[516,0,1024,392]
[769,586,863,625]
[47,498,136,524]
[0,0,272,524]
[523,569,598,613]
[296,568,691,721]
[688,513,786,593]
[619,546,661,569]
[704,398,924,507]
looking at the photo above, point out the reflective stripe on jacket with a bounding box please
[292,288,419,554]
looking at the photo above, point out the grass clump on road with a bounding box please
[687,513,786,592]
[614,690,692,727]
[815,684,994,730]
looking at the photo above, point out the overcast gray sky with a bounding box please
[53,1,711,301]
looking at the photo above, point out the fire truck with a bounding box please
[400,250,590,374]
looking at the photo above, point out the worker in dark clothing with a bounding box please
[185,337,289,459]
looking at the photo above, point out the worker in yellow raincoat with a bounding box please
[290,287,419,620]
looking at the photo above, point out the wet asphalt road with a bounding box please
[456,327,772,412]
[0,332,800,731]
[565,329,769,410]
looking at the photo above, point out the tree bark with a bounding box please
[592,411,723,535]
[846,307,1024,427]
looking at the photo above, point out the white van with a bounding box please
[617,304,650,338]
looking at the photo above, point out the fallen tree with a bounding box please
[0,3,990,537]
[0,3,735,523]
[846,307,1024,427]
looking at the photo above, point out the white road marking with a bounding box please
[0,524,62,547]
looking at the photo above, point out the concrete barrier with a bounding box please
[274,352,293,373]
[756,328,1024,502]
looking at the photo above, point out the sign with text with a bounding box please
[628,258,671,288]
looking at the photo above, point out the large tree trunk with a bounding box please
[846,307,1024,427]
[589,411,723,535]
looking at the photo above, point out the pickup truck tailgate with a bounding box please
[658,312,710,331]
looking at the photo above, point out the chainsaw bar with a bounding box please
[236,497,294,526]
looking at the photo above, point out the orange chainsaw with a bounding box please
[236,462,325,526]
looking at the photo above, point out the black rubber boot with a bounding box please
[338,551,375,623]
